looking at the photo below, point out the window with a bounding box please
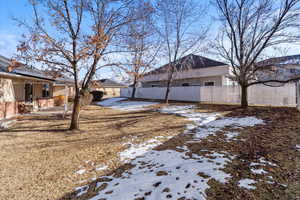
[42,83,50,98]
[182,83,190,87]
[204,81,215,86]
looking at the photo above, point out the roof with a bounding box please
[258,54,300,67]
[43,70,75,85]
[54,77,75,85]
[93,79,127,88]
[146,54,227,75]
[13,66,55,81]
[0,54,55,81]
[0,71,53,82]
[0,54,75,83]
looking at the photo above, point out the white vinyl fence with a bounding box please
[121,83,297,107]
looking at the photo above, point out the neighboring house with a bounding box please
[43,70,75,105]
[257,54,300,83]
[0,55,55,120]
[91,79,127,97]
[140,54,234,87]
[53,77,75,98]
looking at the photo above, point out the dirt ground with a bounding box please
[0,104,187,200]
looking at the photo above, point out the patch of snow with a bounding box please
[238,179,257,190]
[194,116,264,140]
[76,169,86,175]
[250,158,277,172]
[259,158,277,167]
[120,139,163,162]
[250,162,260,167]
[89,149,234,200]
[96,97,158,111]
[159,105,264,140]
[96,97,127,106]
[206,117,264,128]
[96,165,108,171]
[159,106,219,127]
[251,168,267,175]
[296,144,300,151]
[76,185,89,197]
[225,132,240,141]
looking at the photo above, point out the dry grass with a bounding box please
[0,105,188,200]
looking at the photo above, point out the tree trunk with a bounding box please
[131,79,137,99]
[241,84,248,108]
[164,79,171,104]
[69,95,81,130]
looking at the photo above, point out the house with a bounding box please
[53,77,75,98]
[90,79,127,97]
[257,54,300,83]
[140,54,233,87]
[0,55,55,120]
[43,70,75,105]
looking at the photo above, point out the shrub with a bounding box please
[90,90,104,101]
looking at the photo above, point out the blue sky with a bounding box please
[0,0,32,57]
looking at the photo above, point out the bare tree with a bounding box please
[113,0,161,98]
[155,0,209,103]
[213,0,300,108]
[16,0,134,130]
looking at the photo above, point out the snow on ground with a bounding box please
[120,137,170,163]
[76,185,89,197]
[76,161,108,176]
[159,105,219,128]
[251,168,267,175]
[96,98,127,106]
[76,102,267,198]
[225,132,240,141]
[96,97,159,111]
[158,105,264,140]
[76,169,86,175]
[192,116,264,140]
[258,158,277,167]
[96,165,108,171]
[86,148,235,200]
[238,179,257,190]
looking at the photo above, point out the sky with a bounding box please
[1,0,300,81]
[0,0,31,57]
